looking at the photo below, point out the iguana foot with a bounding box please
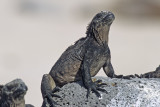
[135,74,142,78]
[114,74,137,79]
[86,80,108,98]
[43,97,56,107]
[122,75,136,79]
[52,86,61,93]
[93,79,107,87]
[42,87,61,107]
[113,74,123,78]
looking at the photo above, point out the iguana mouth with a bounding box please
[101,11,115,25]
[91,11,115,24]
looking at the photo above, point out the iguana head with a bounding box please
[86,11,115,45]
[0,79,28,107]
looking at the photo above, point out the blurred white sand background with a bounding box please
[0,0,160,106]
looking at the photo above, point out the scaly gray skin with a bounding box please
[0,79,28,107]
[126,65,160,79]
[141,65,160,78]
[41,11,118,107]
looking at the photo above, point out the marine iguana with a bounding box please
[0,79,31,107]
[41,11,120,107]
[133,65,160,78]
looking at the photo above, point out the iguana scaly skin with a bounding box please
[133,65,160,78]
[41,11,117,107]
[0,79,28,107]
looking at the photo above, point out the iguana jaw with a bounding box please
[102,11,115,26]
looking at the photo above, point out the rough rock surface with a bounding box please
[52,77,160,107]
[0,79,34,107]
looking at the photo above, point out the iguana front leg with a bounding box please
[103,59,115,78]
[81,49,107,98]
[41,74,61,107]
[103,54,124,78]
[103,58,138,79]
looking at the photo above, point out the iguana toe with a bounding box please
[43,90,61,107]
[93,79,107,87]
[86,82,107,98]
[52,86,61,94]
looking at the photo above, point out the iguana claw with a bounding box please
[42,87,61,107]
[86,80,108,98]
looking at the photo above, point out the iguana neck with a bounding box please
[94,26,110,46]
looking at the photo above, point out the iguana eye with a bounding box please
[96,14,102,18]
